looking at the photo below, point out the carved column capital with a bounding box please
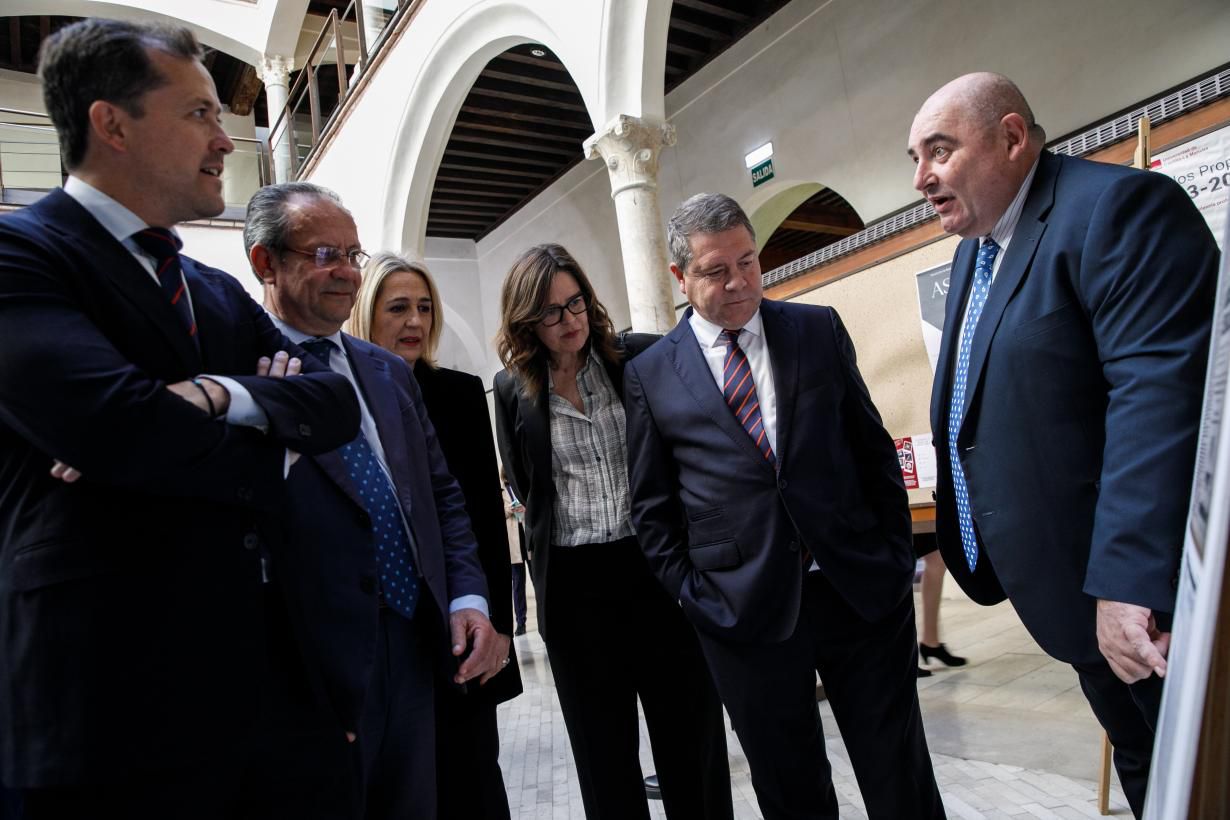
[258,54,293,88]
[584,115,677,197]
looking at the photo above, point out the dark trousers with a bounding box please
[436,697,510,820]
[355,607,438,820]
[1072,660,1162,819]
[696,571,944,820]
[234,587,356,820]
[0,783,19,820]
[545,536,733,820]
[511,561,528,629]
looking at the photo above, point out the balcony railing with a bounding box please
[0,107,270,215]
[265,0,417,181]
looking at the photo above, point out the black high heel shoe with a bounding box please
[919,642,967,667]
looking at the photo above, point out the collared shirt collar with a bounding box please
[62,175,182,247]
[985,155,1040,249]
[688,304,765,349]
[547,345,597,390]
[268,313,346,353]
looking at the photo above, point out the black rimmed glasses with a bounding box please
[284,246,371,270]
[537,293,587,326]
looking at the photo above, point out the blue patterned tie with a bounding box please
[300,338,419,618]
[722,329,775,466]
[948,238,1000,572]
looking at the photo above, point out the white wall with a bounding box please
[179,222,262,303]
[39,0,1222,387]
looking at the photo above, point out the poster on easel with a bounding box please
[1145,213,1230,819]
[1151,123,1230,251]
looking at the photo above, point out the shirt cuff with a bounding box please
[449,595,489,617]
[205,375,269,428]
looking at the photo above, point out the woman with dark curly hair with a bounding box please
[492,243,732,820]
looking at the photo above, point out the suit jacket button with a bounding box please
[242,533,261,551]
[298,423,312,437]
[1172,576,1179,590]
[787,540,799,553]
[778,478,788,490]
[237,487,253,503]
[359,576,377,595]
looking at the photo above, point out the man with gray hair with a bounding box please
[626,192,944,819]
[243,181,505,820]
[908,72,1217,817]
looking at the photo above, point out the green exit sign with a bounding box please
[751,158,775,187]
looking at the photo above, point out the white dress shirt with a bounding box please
[956,157,1040,342]
[62,176,265,426]
[272,317,487,616]
[689,307,778,456]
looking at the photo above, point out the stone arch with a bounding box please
[747,180,865,271]
[593,0,672,124]
[0,0,269,64]
[381,2,605,255]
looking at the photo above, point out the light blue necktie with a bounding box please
[301,338,419,618]
[948,238,1000,572]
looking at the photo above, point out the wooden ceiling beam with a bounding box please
[672,0,751,23]
[448,129,579,157]
[777,219,859,237]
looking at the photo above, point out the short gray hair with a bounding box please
[667,192,756,273]
[243,181,349,280]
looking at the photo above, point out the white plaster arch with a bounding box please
[594,0,671,123]
[0,0,298,65]
[380,1,605,255]
[435,302,487,377]
[745,179,824,252]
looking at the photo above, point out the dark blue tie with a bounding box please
[948,238,1001,571]
[300,338,419,618]
[130,228,198,351]
[722,329,775,467]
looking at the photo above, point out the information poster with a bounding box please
[1152,124,1230,251]
[894,433,937,490]
[1146,216,1230,818]
[914,262,951,373]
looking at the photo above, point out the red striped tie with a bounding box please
[721,329,775,466]
[131,228,198,349]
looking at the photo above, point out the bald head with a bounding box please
[907,73,1044,237]
[921,72,1045,144]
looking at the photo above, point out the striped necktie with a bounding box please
[130,227,198,350]
[721,329,775,466]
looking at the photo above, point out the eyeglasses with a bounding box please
[537,293,587,326]
[283,246,371,270]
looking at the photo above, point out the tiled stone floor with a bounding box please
[496,580,1131,818]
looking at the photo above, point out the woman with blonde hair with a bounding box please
[492,243,732,820]
[351,251,521,820]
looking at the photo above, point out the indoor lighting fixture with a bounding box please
[744,142,773,169]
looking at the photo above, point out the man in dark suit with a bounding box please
[908,73,1218,818]
[625,193,944,820]
[244,182,506,820]
[0,19,360,820]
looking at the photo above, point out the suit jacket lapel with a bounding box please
[760,301,796,470]
[667,309,776,473]
[959,152,1058,426]
[40,191,202,370]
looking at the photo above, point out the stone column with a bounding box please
[259,55,293,183]
[584,115,677,333]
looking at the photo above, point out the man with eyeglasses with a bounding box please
[242,181,504,820]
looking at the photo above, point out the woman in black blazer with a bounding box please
[352,252,521,820]
[492,243,732,820]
